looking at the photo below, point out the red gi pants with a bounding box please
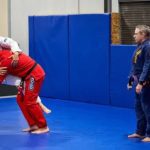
[16,76,47,128]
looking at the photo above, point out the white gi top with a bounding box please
[0,36,21,86]
[0,36,21,52]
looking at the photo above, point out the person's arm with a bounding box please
[0,36,22,67]
[139,46,150,83]
[127,76,134,90]
[127,55,135,90]
[9,51,20,68]
[0,53,12,84]
[136,46,150,93]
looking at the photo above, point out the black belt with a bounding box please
[20,62,37,87]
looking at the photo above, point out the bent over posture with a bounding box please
[0,50,49,134]
[0,36,51,114]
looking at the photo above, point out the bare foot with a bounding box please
[31,127,49,134]
[22,125,39,132]
[39,102,52,114]
[42,107,51,114]
[142,137,150,142]
[128,133,144,138]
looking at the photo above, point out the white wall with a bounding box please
[10,0,106,54]
[112,0,119,13]
[79,0,104,14]
[10,0,79,54]
[0,0,8,36]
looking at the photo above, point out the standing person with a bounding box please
[127,25,150,142]
[0,49,49,134]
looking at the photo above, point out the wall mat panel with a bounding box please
[69,14,110,104]
[110,45,136,108]
[29,16,69,99]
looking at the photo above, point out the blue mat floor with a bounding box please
[0,97,150,150]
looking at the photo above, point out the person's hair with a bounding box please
[136,25,150,38]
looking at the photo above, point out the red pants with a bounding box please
[16,76,47,128]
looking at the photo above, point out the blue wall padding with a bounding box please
[69,14,110,104]
[29,14,136,108]
[29,16,69,99]
[110,45,136,108]
[29,17,35,59]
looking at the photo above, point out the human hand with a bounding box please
[0,67,7,75]
[8,51,19,67]
[127,76,134,90]
[127,83,132,90]
[136,84,143,94]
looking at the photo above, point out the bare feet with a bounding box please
[128,133,144,138]
[142,137,150,142]
[42,107,51,114]
[31,127,49,134]
[39,102,51,114]
[22,125,39,132]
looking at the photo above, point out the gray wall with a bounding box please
[10,0,105,54]
[0,0,119,97]
[0,0,8,36]
[0,0,119,53]
[112,0,119,12]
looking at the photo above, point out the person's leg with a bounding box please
[24,76,49,134]
[16,93,38,132]
[37,97,51,114]
[128,92,146,138]
[140,86,150,142]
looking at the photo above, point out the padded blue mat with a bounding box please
[29,16,69,99]
[69,14,110,104]
[110,45,136,108]
[0,97,149,150]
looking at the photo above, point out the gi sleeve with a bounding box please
[139,45,150,84]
